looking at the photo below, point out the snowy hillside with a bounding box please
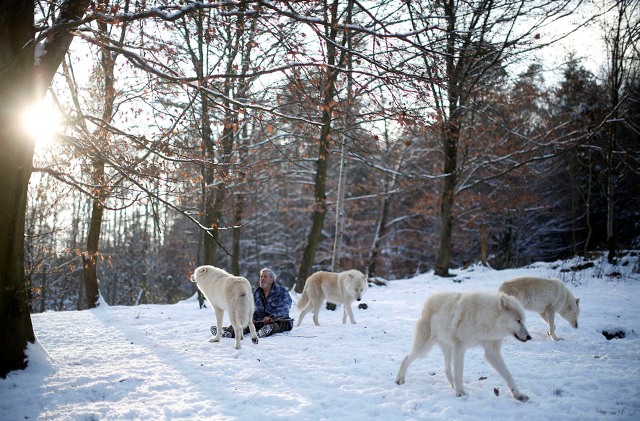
[1,254,639,420]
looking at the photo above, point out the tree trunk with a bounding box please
[201,122,216,265]
[0,0,37,378]
[295,129,331,292]
[330,0,353,274]
[81,16,119,309]
[0,0,90,378]
[231,193,243,276]
[331,138,347,272]
[434,126,458,277]
[367,193,391,278]
[480,223,487,266]
[433,0,460,278]
[295,0,342,292]
[83,194,105,309]
[606,36,620,264]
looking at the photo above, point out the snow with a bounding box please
[2,255,639,420]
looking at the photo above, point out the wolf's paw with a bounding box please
[395,377,405,385]
[514,393,529,402]
[252,337,259,345]
[455,390,468,397]
[209,337,220,343]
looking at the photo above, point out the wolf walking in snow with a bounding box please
[395,291,531,402]
[190,265,258,349]
[296,269,368,326]
[499,276,580,341]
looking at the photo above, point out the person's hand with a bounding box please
[263,316,271,325]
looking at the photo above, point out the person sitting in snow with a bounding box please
[211,267,293,338]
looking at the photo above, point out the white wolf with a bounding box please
[296,269,368,326]
[395,291,531,402]
[499,276,580,341]
[190,265,258,349]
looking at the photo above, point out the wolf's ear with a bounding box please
[499,293,511,310]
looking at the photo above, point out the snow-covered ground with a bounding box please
[2,254,639,420]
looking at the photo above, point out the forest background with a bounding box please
[1,0,638,376]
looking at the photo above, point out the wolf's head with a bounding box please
[499,293,531,343]
[344,270,368,301]
[191,265,227,285]
[560,297,580,329]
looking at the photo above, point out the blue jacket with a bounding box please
[253,284,292,320]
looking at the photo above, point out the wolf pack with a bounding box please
[191,265,580,403]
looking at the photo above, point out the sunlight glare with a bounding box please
[22,102,61,150]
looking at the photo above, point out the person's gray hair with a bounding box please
[260,268,276,281]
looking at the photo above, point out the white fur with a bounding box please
[296,269,368,326]
[499,277,580,341]
[190,265,258,349]
[395,291,531,402]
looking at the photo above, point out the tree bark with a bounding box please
[331,138,347,272]
[481,223,487,267]
[605,3,625,264]
[434,0,460,277]
[295,0,342,292]
[0,0,37,380]
[434,125,459,277]
[83,194,105,309]
[295,124,332,292]
[81,13,122,309]
[0,0,90,377]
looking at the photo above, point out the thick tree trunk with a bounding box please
[0,0,37,378]
[295,130,331,292]
[434,126,458,277]
[83,196,104,309]
[1,0,91,377]
[434,0,459,278]
[0,103,36,378]
[295,0,341,292]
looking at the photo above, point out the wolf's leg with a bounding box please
[228,313,243,349]
[483,340,528,402]
[544,308,560,340]
[344,303,356,324]
[452,344,467,396]
[312,299,322,326]
[396,317,434,385]
[395,353,416,385]
[441,343,454,389]
[210,307,224,343]
[248,320,258,345]
[231,323,242,349]
[297,303,311,327]
[538,311,548,327]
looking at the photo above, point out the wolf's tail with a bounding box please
[239,291,254,327]
[411,315,434,357]
[227,280,254,328]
